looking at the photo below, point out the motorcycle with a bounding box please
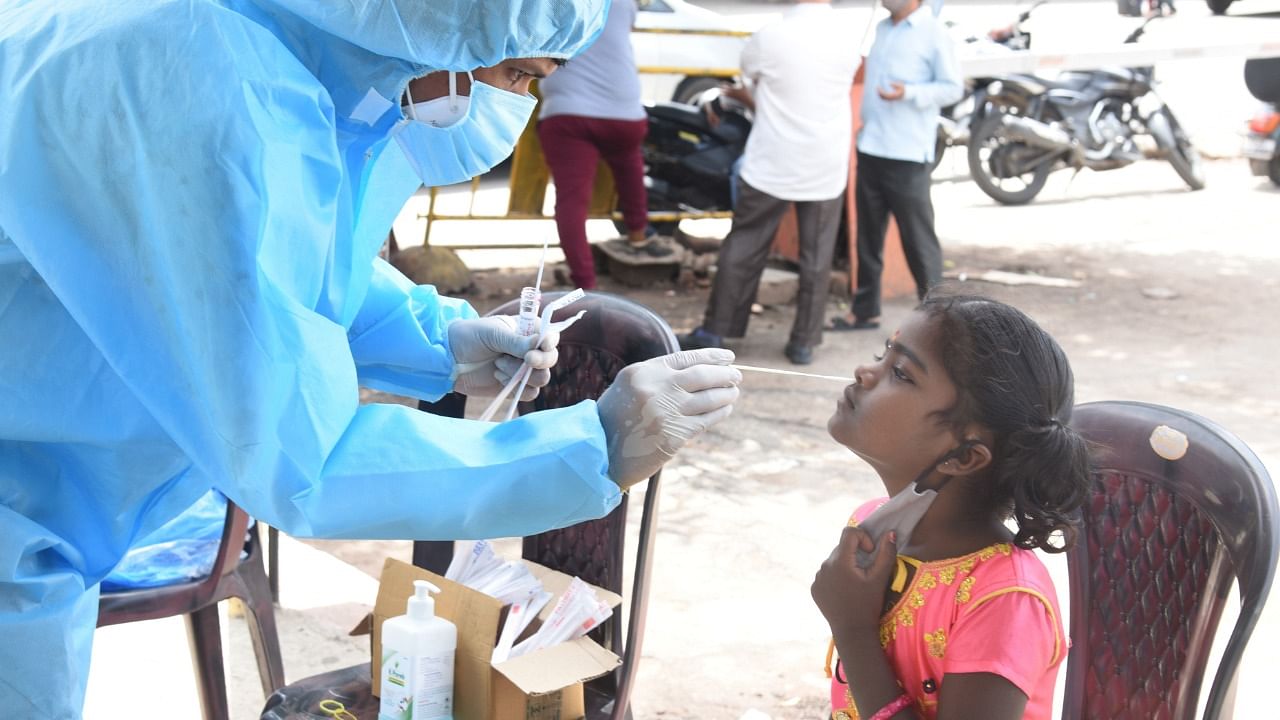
[933,0,1045,173]
[638,88,751,236]
[966,16,1205,205]
[1243,58,1280,187]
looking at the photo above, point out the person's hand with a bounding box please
[447,316,560,399]
[596,348,741,490]
[811,526,897,635]
[703,98,722,128]
[720,84,751,104]
[877,82,906,101]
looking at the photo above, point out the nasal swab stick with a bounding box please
[732,364,853,383]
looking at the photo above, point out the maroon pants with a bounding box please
[537,115,649,290]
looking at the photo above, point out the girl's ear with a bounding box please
[936,438,993,476]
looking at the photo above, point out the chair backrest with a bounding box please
[414,291,679,719]
[98,499,251,625]
[1063,401,1279,720]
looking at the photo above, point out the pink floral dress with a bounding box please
[827,500,1066,720]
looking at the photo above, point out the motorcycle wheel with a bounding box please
[672,76,722,106]
[1270,154,1280,187]
[967,111,1054,206]
[929,132,947,175]
[1149,107,1207,191]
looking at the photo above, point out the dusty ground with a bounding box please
[295,157,1278,719]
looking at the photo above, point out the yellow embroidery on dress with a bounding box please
[836,687,860,719]
[879,620,896,648]
[877,544,1012,648]
[916,571,937,591]
[897,605,915,627]
[925,628,947,658]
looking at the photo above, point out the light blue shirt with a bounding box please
[858,5,963,164]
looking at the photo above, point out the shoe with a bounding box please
[678,327,724,351]
[784,343,813,365]
[828,315,880,331]
[622,238,675,258]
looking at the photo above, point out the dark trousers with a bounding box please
[538,115,650,290]
[852,151,943,320]
[703,179,844,350]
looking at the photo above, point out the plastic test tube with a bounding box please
[516,286,541,338]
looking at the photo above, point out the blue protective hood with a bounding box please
[256,0,609,72]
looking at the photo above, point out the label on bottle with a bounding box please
[379,650,414,720]
[413,650,455,719]
[378,648,455,720]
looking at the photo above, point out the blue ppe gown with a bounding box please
[0,1,617,716]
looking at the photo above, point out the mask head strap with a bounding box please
[404,82,419,120]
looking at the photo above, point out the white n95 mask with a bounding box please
[395,71,536,186]
[855,481,938,569]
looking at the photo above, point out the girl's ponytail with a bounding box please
[997,419,1092,553]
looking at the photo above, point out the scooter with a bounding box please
[639,87,751,235]
[1243,58,1280,187]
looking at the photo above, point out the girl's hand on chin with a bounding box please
[811,526,898,635]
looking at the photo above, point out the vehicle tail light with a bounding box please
[1249,111,1280,135]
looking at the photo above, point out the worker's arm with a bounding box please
[4,13,619,541]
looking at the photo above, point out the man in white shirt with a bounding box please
[832,0,962,331]
[680,0,857,366]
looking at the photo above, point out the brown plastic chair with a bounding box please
[1064,401,1279,720]
[260,291,677,720]
[98,499,286,720]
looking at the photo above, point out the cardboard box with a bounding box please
[358,557,622,720]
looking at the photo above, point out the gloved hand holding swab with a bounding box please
[478,289,588,422]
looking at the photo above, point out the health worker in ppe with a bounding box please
[0,1,741,716]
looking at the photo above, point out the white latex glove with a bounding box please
[596,348,741,490]
[448,316,560,400]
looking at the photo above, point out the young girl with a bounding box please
[812,294,1091,720]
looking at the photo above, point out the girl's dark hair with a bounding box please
[921,293,1092,553]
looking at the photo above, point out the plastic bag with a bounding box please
[101,490,228,591]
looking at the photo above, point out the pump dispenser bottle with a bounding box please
[379,580,457,720]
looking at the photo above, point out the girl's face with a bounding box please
[827,311,963,496]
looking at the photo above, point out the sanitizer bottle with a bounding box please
[379,580,457,720]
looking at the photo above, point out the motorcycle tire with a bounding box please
[672,76,723,106]
[929,132,947,175]
[1148,107,1206,191]
[967,111,1053,205]
[1269,154,1280,187]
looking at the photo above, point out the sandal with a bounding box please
[623,239,675,258]
[828,316,880,331]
